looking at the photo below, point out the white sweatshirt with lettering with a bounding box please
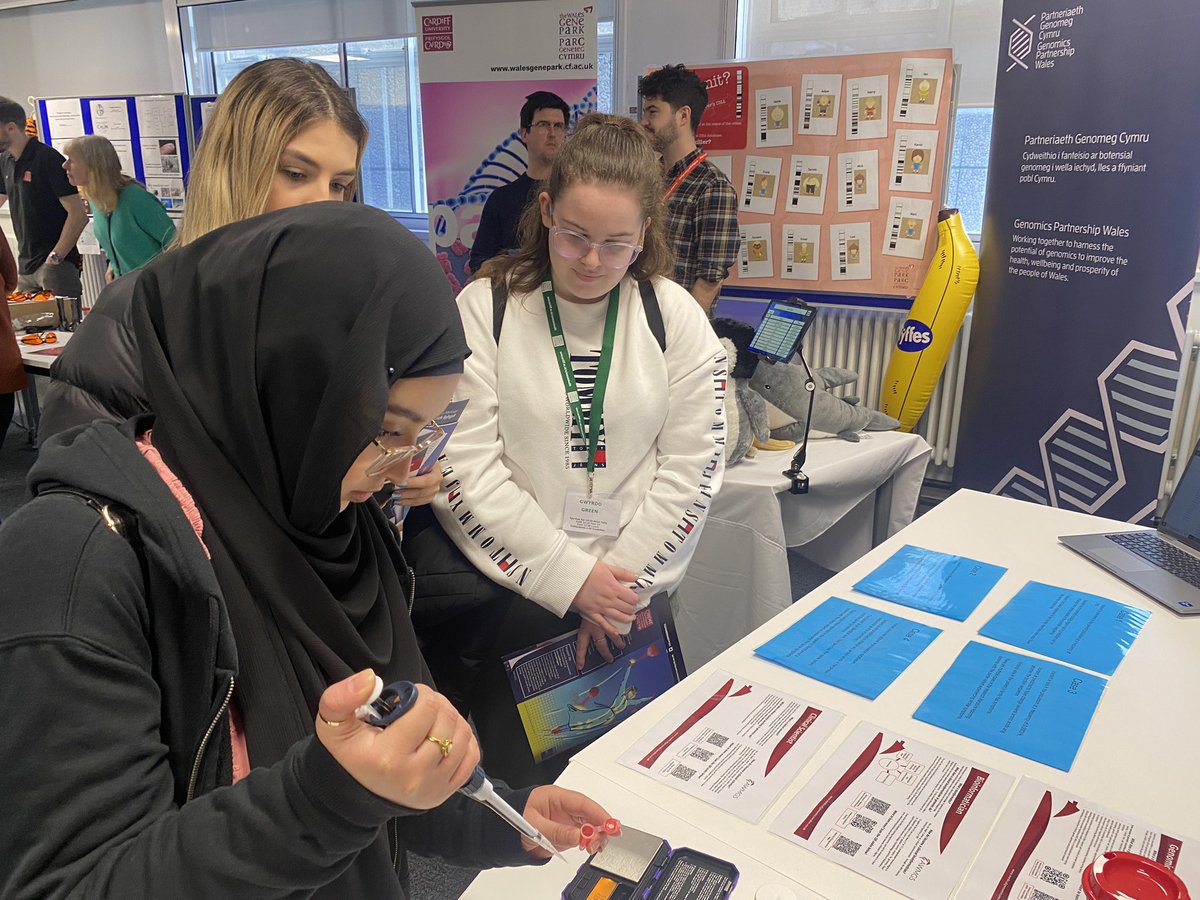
[433,274,727,620]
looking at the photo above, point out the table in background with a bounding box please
[674,431,931,668]
[14,331,71,445]
[468,490,1199,898]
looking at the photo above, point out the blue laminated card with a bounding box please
[853,544,1006,621]
[980,581,1150,676]
[913,642,1106,771]
[755,597,941,699]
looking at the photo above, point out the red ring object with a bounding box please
[1081,852,1191,900]
[603,818,622,835]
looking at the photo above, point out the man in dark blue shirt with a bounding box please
[468,91,570,273]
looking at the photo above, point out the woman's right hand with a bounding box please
[571,561,640,637]
[316,671,479,810]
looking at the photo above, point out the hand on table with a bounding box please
[316,671,479,810]
[571,561,639,639]
[520,786,611,859]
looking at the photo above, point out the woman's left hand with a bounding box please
[575,618,625,671]
[391,467,441,507]
[521,786,611,859]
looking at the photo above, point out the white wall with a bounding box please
[0,0,174,110]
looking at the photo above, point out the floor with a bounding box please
[0,415,939,897]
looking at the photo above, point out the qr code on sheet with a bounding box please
[670,765,696,782]
[1030,891,1054,900]
[833,835,861,856]
[850,814,877,833]
[865,797,890,815]
[706,733,729,748]
[689,747,713,762]
[1040,866,1070,889]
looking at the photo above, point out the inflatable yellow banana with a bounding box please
[881,208,979,431]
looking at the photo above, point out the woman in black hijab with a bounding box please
[0,202,607,899]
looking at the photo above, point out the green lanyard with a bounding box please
[541,278,620,497]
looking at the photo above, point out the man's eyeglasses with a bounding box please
[529,120,567,134]
[549,225,643,270]
[365,419,445,478]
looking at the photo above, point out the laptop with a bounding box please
[1060,438,1200,616]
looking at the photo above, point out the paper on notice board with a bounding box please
[980,581,1150,675]
[914,642,1106,771]
[769,721,1013,900]
[754,597,940,699]
[617,670,842,823]
[957,777,1200,899]
[854,544,1006,620]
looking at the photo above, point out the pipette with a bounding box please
[354,677,567,862]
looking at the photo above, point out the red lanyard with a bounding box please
[663,152,708,201]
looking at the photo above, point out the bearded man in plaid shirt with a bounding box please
[640,65,739,317]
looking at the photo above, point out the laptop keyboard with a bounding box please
[1107,531,1200,587]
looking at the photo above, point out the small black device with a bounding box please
[747,298,816,363]
[563,826,738,900]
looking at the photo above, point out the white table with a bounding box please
[14,330,71,444]
[467,490,1199,898]
[674,431,931,669]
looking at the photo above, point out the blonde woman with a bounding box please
[63,134,175,280]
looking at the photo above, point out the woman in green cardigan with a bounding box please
[63,134,175,281]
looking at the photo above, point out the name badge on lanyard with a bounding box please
[541,277,624,534]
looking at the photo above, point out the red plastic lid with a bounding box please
[1082,852,1191,900]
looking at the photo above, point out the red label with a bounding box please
[1157,834,1183,871]
[692,65,750,151]
[422,14,454,51]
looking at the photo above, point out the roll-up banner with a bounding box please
[415,0,598,291]
[955,0,1200,521]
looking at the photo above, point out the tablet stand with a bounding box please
[782,346,815,495]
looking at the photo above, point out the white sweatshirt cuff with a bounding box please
[529,538,596,617]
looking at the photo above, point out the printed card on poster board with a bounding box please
[417,0,598,292]
[504,594,686,764]
[688,48,954,299]
[692,65,749,151]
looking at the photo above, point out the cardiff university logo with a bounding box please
[1006,14,1036,71]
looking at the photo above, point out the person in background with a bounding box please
[0,224,24,453]
[468,90,571,273]
[38,59,438,510]
[639,65,739,316]
[409,113,726,786]
[62,134,175,281]
[0,97,87,300]
[0,202,609,899]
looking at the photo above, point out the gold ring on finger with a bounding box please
[427,735,453,759]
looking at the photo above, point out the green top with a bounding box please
[91,183,175,277]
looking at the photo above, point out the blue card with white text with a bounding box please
[980,581,1149,676]
[853,544,1006,621]
[913,642,1106,771]
[755,597,941,699]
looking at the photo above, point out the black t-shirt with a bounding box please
[468,173,538,272]
[0,137,81,274]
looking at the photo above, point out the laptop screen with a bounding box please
[1161,438,1200,548]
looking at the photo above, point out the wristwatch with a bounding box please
[48,251,62,263]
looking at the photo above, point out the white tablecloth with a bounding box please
[469,489,1200,897]
[673,431,931,668]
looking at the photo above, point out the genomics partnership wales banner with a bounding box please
[954,0,1200,521]
[415,0,598,291]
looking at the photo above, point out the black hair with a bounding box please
[0,98,25,129]
[638,64,708,134]
[520,91,571,131]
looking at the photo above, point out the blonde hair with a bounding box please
[489,112,674,294]
[177,58,368,247]
[63,134,135,213]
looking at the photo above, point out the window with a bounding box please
[944,107,993,237]
[210,45,340,93]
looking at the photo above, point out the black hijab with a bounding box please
[132,202,468,767]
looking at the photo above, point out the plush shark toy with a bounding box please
[712,317,900,464]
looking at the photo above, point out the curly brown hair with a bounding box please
[485,112,674,295]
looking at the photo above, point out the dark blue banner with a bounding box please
[955,0,1200,522]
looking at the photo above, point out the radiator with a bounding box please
[803,304,973,479]
[81,255,106,313]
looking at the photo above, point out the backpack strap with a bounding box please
[491,278,509,344]
[491,276,666,352]
[638,279,666,352]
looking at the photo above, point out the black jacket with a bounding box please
[39,273,146,439]
[0,417,535,899]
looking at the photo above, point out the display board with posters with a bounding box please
[36,94,203,216]
[415,0,599,292]
[686,50,955,301]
